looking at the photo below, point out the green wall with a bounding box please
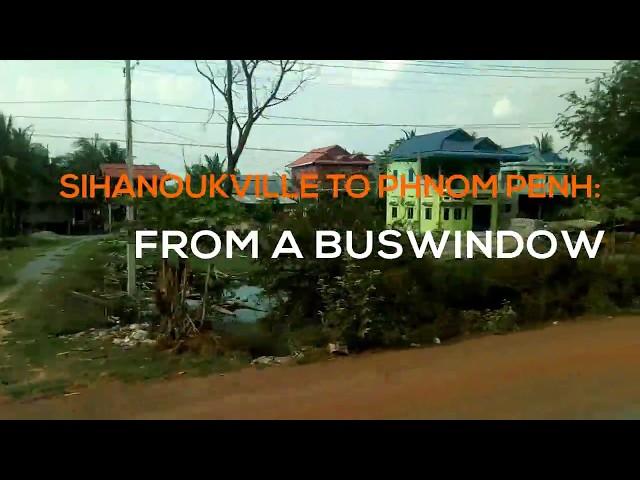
[386,159,499,232]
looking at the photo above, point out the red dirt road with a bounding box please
[2,315,640,419]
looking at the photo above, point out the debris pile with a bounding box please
[0,309,22,326]
[328,342,349,356]
[251,351,304,367]
[59,322,157,349]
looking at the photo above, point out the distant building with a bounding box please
[385,129,525,232]
[99,163,167,232]
[286,145,374,195]
[499,145,571,221]
[231,175,297,206]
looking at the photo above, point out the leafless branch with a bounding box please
[195,59,313,187]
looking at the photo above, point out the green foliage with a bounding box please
[53,134,126,174]
[557,60,640,228]
[534,133,554,153]
[256,200,640,348]
[375,128,416,172]
[317,257,388,349]
[0,113,54,237]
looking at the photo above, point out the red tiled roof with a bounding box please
[99,163,167,179]
[286,145,374,168]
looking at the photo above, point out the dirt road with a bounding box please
[1,314,639,419]
[0,235,107,306]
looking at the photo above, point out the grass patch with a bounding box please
[4,378,70,400]
[0,239,251,400]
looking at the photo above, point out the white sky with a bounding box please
[0,60,616,174]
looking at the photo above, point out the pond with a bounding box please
[222,284,276,323]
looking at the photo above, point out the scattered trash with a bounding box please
[328,342,349,356]
[552,321,559,326]
[410,343,422,348]
[177,371,186,375]
[251,353,302,366]
[64,392,80,397]
[130,329,148,341]
[56,351,70,356]
[0,311,22,325]
[433,337,441,345]
[61,322,155,350]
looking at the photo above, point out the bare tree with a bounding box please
[195,60,312,192]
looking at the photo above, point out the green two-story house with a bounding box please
[385,128,525,233]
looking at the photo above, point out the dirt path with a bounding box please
[1,314,639,419]
[0,235,107,306]
[0,235,108,339]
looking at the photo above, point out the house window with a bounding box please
[409,168,415,182]
[391,206,398,218]
[407,207,414,220]
[393,169,398,178]
[425,206,432,220]
[504,203,512,213]
[454,208,462,220]
[443,208,450,221]
[450,177,465,190]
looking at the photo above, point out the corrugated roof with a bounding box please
[286,145,374,168]
[232,175,298,204]
[390,128,520,160]
[233,175,295,196]
[100,163,167,179]
[541,152,568,164]
[505,144,536,155]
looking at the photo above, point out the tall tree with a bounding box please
[194,60,311,192]
[556,60,640,245]
[0,113,50,236]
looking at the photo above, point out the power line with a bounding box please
[30,129,558,159]
[302,62,592,80]
[399,60,609,73]
[0,99,123,105]
[30,133,316,155]
[133,120,201,143]
[143,59,609,76]
[10,113,555,129]
[99,61,589,97]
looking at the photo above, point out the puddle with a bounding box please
[222,284,275,323]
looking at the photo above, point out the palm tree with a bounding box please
[0,113,43,236]
[66,134,126,174]
[100,141,127,164]
[534,133,554,153]
[401,129,416,140]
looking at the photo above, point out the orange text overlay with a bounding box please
[59,173,597,200]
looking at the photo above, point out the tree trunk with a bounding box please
[224,158,238,196]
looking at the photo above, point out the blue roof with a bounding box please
[505,144,536,155]
[390,128,524,161]
[541,152,568,164]
[504,144,569,164]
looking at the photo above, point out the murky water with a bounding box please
[222,284,275,323]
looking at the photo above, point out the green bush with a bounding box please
[253,198,640,351]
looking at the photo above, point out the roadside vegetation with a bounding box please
[2,60,640,400]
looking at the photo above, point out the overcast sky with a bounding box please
[0,60,616,174]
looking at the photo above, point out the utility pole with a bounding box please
[124,60,136,296]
